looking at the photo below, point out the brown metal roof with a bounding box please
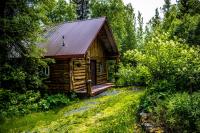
[41,17,118,58]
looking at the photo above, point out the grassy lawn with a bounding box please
[0,87,144,133]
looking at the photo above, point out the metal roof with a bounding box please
[41,17,118,58]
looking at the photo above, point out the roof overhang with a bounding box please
[45,54,85,59]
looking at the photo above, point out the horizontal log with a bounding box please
[74,62,86,66]
[74,73,85,77]
[73,68,86,72]
[51,69,69,72]
[73,70,85,74]
[73,80,86,86]
[74,65,85,68]
[74,63,86,66]
[51,73,69,76]
[74,76,86,80]
[74,65,86,69]
[51,65,69,68]
[73,84,86,90]
[50,77,70,80]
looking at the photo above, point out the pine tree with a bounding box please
[0,0,52,90]
[177,0,200,17]
[163,0,171,13]
[122,3,137,52]
[163,0,171,18]
[151,8,161,28]
[47,0,76,23]
[72,0,90,20]
[136,11,144,48]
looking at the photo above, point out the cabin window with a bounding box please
[99,63,104,74]
[42,66,50,77]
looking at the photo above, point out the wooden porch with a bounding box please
[75,83,114,96]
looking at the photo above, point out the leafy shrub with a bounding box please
[0,89,41,117]
[117,64,152,86]
[151,92,200,132]
[122,32,200,92]
[128,31,200,132]
[39,93,72,110]
[0,88,77,123]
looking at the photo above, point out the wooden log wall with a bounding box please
[48,60,70,91]
[88,38,105,58]
[72,59,87,91]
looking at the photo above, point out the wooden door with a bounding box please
[90,60,96,86]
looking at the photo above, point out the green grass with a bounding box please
[0,87,144,133]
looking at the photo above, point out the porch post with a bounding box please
[69,59,73,91]
[86,56,92,96]
[114,56,119,83]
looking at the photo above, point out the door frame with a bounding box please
[90,60,97,86]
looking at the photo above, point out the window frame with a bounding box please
[43,66,50,77]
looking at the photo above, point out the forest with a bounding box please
[0,0,200,132]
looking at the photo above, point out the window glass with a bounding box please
[42,66,50,77]
[99,63,104,73]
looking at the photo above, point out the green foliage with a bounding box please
[116,64,151,86]
[39,93,72,110]
[0,88,76,123]
[161,0,200,46]
[73,0,90,19]
[47,0,76,23]
[0,89,41,119]
[136,11,144,48]
[151,92,200,132]
[177,0,200,17]
[172,14,200,45]
[0,0,55,91]
[132,31,200,131]
[123,3,137,51]
[162,0,171,14]
[151,8,161,29]
[122,32,200,92]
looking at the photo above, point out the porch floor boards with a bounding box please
[75,83,114,96]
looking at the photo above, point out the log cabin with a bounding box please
[41,17,119,96]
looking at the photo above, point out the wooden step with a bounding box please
[74,83,114,96]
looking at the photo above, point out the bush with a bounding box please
[0,89,41,117]
[117,64,152,86]
[0,88,77,122]
[151,92,200,132]
[39,93,72,110]
[122,32,200,92]
[128,31,200,132]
